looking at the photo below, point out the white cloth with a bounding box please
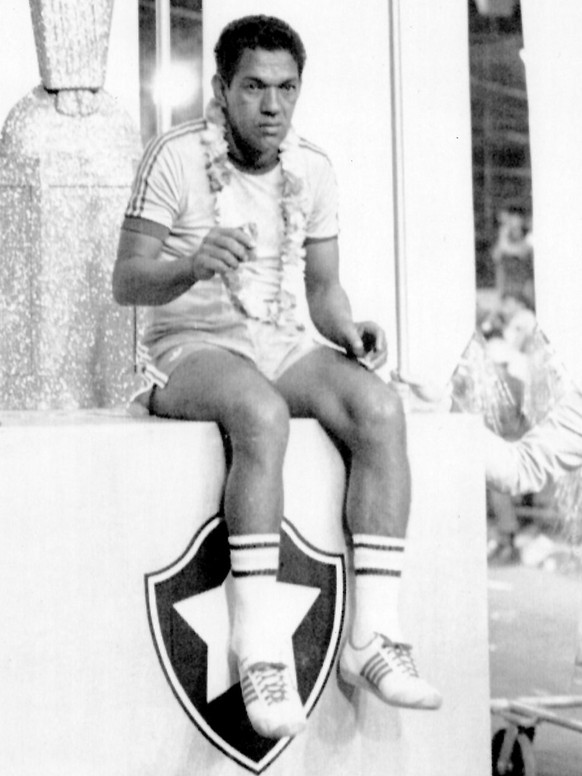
[484,387,582,495]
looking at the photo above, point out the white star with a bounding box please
[174,574,321,703]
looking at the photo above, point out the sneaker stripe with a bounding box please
[361,653,385,678]
[239,662,307,738]
[362,654,383,672]
[370,656,392,682]
[342,637,441,710]
[241,675,259,704]
[361,656,393,686]
[368,662,393,685]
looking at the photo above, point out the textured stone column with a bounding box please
[0,0,142,409]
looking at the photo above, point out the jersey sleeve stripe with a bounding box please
[304,235,338,245]
[121,216,170,241]
[127,119,206,218]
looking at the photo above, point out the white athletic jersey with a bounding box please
[123,119,339,344]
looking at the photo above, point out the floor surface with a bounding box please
[488,564,582,775]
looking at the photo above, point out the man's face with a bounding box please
[215,47,301,168]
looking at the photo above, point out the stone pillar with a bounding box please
[521,0,582,387]
[0,0,142,410]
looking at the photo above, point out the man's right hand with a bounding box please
[113,225,256,307]
[192,227,256,281]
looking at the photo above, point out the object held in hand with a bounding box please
[358,355,374,370]
[357,331,377,369]
[240,222,258,260]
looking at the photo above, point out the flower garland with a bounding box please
[200,99,307,325]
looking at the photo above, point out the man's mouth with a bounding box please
[259,124,282,135]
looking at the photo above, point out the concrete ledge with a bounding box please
[0,411,490,775]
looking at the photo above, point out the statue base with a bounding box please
[0,86,142,410]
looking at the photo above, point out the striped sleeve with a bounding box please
[300,138,339,241]
[124,121,204,230]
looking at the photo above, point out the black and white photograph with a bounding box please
[1,2,581,774]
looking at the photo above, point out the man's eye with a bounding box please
[281,83,297,92]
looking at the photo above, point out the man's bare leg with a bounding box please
[276,348,409,535]
[276,347,441,709]
[152,348,306,737]
[152,348,289,534]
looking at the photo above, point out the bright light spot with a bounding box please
[151,62,199,109]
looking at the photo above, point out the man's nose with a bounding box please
[261,86,281,114]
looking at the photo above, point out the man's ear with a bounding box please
[211,74,226,106]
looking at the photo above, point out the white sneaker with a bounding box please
[239,659,307,739]
[339,634,442,710]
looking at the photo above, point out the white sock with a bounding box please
[350,534,406,647]
[229,533,280,661]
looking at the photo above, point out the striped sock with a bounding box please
[351,534,406,647]
[229,533,280,659]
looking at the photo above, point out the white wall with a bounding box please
[0,2,38,126]
[106,0,141,125]
[521,0,582,387]
[0,0,140,128]
[398,3,476,385]
[0,414,490,776]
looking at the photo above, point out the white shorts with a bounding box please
[130,319,320,413]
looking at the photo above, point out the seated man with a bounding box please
[112,14,441,739]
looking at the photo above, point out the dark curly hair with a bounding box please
[214,15,306,86]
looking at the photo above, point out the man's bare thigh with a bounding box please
[151,346,278,422]
[275,345,389,420]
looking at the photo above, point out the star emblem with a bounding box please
[174,573,321,703]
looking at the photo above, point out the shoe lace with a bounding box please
[379,639,419,677]
[251,662,291,705]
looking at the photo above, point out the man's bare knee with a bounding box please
[227,391,290,460]
[352,383,406,445]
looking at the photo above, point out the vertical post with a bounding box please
[387,0,409,378]
[134,0,172,371]
[520,0,582,388]
[155,0,172,133]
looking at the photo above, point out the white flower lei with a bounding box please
[200,99,307,325]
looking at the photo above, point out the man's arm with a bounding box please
[304,238,387,370]
[112,225,255,307]
[113,229,196,306]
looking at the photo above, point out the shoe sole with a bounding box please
[248,715,307,739]
[339,661,442,710]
